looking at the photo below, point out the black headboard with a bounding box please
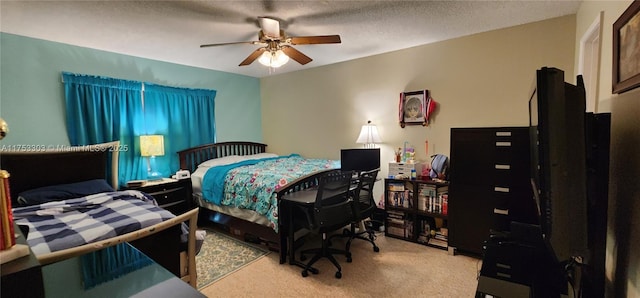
[0,141,120,202]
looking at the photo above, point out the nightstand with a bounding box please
[125,178,193,215]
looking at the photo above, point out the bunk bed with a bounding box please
[1,141,198,287]
[178,141,339,263]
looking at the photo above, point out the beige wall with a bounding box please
[575,1,640,297]
[261,4,640,295]
[261,15,575,184]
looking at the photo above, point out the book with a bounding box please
[441,194,448,215]
[388,183,405,191]
[126,180,146,187]
[428,237,448,248]
[434,234,448,241]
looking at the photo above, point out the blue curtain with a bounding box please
[64,73,217,184]
[143,83,216,177]
[63,72,146,186]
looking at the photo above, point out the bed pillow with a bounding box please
[197,153,278,168]
[16,179,115,206]
[243,153,279,160]
[197,155,242,168]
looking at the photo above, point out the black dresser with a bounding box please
[448,127,538,255]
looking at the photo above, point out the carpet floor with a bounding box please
[195,227,270,289]
[199,230,481,297]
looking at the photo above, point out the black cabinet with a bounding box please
[124,178,193,215]
[448,127,537,255]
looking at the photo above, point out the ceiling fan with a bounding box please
[200,17,341,67]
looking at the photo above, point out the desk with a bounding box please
[279,184,358,269]
[279,188,319,269]
[42,242,204,298]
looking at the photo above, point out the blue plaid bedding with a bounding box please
[12,190,176,256]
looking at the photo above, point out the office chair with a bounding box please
[296,170,355,279]
[331,169,381,254]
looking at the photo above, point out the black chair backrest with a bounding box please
[353,169,379,219]
[313,170,354,230]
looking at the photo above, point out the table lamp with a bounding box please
[140,135,164,180]
[356,120,382,148]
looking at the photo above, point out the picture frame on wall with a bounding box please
[401,90,427,127]
[613,0,640,94]
[399,90,438,128]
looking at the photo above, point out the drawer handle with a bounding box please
[496,131,512,137]
[494,187,510,193]
[495,141,512,147]
[495,164,511,170]
[149,187,184,196]
[159,200,184,209]
[496,272,512,278]
[494,208,509,215]
[496,263,511,269]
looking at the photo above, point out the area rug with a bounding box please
[196,228,270,289]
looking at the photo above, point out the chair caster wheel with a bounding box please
[373,246,380,252]
[335,271,342,279]
[309,267,319,274]
[302,270,309,277]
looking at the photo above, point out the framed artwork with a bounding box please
[613,0,640,94]
[399,90,437,128]
[399,90,429,127]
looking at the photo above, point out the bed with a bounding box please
[178,141,340,263]
[1,141,199,287]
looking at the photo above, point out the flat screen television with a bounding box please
[340,148,381,172]
[529,67,589,265]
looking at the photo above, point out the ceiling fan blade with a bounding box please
[200,41,261,48]
[281,46,312,65]
[289,35,341,45]
[258,17,281,38]
[239,48,267,66]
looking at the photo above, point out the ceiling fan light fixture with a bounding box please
[258,49,289,68]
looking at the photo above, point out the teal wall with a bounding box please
[0,33,262,146]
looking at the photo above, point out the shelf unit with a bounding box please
[384,178,449,250]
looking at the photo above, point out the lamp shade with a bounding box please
[356,121,382,148]
[140,135,165,157]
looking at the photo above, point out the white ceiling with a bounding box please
[1,0,582,78]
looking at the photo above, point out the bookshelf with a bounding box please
[384,178,450,251]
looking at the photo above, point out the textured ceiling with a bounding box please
[0,0,582,78]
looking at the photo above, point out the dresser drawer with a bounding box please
[125,179,193,215]
[389,162,427,178]
[147,186,188,208]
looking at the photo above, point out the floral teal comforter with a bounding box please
[202,155,339,231]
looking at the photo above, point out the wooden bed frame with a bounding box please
[178,141,334,264]
[1,141,198,287]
